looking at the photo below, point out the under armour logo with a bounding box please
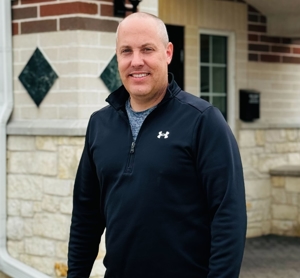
[157,131,169,139]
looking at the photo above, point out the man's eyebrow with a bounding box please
[119,43,154,48]
[119,45,132,49]
[140,43,155,48]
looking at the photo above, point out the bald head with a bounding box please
[115,11,173,111]
[116,12,169,47]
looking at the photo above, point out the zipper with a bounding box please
[130,141,135,154]
[125,141,135,173]
[122,99,163,174]
[118,109,136,174]
[123,104,158,173]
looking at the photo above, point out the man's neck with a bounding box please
[129,89,167,112]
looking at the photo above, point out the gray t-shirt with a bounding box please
[125,99,156,141]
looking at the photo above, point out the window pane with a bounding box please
[201,66,209,92]
[213,96,227,119]
[212,36,227,64]
[212,67,226,93]
[200,35,210,63]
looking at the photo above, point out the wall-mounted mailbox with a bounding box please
[239,89,260,122]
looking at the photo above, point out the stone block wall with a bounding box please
[239,127,300,237]
[6,135,106,277]
[270,166,300,236]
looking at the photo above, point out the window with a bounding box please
[200,34,228,119]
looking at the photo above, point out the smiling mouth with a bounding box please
[130,73,149,78]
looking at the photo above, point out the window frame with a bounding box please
[199,29,235,133]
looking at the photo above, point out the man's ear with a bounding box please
[166,42,174,65]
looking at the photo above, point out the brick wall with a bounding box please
[221,0,300,64]
[12,0,120,35]
[247,4,300,64]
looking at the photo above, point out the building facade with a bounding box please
[0,0,300,277]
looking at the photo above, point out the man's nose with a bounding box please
[131,51,144,67]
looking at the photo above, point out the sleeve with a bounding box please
[195,106,247,278]
[67,118,106,278]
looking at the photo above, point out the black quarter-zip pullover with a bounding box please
[67,75,247,278]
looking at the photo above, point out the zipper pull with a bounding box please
[130,142,135,154]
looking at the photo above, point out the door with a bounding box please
[166,24,184,90]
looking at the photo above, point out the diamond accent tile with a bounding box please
[100,54,122,93]
[18,48,58,107]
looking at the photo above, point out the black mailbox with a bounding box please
[239,89,260,122]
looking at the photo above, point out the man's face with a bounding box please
[116,16,173,104]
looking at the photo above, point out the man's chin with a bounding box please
[127,87,149,97]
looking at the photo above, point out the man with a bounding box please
[67,12,247,278]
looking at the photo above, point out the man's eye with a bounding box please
[121,49,131,54]
[143,48,153,52]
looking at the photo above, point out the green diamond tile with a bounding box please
[19,48,58,107]
[100,55,122,93]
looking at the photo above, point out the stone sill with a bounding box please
[270,165,300,177]
[7,120,88,136]
[240,121,300,130]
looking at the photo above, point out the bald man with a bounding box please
[67,12,247,278]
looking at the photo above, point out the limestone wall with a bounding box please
[6,135,106,278]
[270,166,300,236]
[239,127,300,237]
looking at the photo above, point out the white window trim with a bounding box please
[199,29,236,134]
